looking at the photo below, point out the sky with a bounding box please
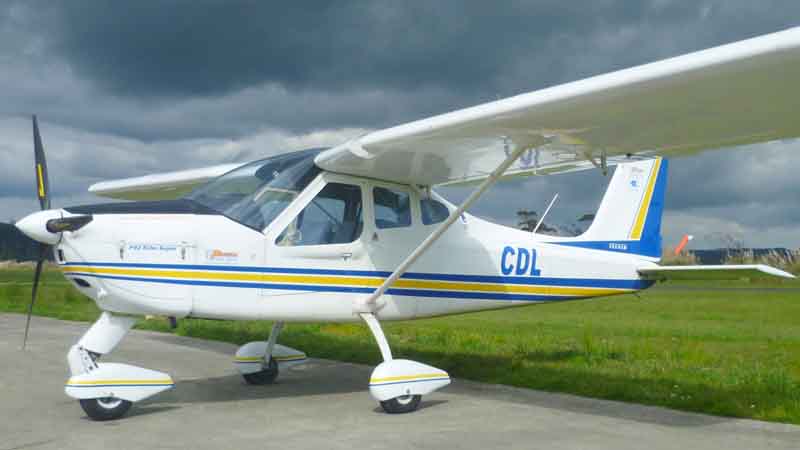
[1,1,799,250]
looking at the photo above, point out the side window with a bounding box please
[373,187,411,229]
[276,183,363,246]
[420,198,449,225]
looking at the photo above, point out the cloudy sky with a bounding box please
[1,1,799,249]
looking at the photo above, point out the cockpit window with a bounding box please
[373,187,412,229]
[186,148,323,231]
[276,182,363,246]
[420,198,450,225]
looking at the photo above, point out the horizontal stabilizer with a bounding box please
[638,265,796,281]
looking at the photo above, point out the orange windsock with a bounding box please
[673,234,693,255]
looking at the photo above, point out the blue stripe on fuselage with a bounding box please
[62,262,651,290]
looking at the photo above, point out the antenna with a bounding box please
[532,193,559,234]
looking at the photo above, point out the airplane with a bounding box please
[13,26,800,421]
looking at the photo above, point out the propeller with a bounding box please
[22,115,52,350]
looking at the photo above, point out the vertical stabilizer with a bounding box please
[556,158,668,259]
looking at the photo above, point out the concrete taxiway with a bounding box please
[2,314,798,450]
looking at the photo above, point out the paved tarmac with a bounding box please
[2,314,798,450]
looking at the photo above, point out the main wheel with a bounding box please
[79,397,133,421]
[380,395,422,414]
[242,357,279,385]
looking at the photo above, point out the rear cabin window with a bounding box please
[373,187,412,229]
[276,182,363,246]
[420,198,449,225]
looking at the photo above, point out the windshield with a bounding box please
[186,148,324,230]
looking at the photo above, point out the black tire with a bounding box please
[242,357,279,385]
[79,397,133,421]
[380,395,422,414]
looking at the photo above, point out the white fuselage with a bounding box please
[57,171,656,322]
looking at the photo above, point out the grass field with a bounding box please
[2,265,800,424]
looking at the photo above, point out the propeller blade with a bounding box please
[22,243,48,350]
[33,115,50,211]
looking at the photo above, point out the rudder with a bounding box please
[557,158,668,259]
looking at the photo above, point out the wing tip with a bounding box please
[754,264,797,279]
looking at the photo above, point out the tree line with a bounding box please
[0,222,49,261]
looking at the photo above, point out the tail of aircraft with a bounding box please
[557,157,668,260]
[552,156,794,279]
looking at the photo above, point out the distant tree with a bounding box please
[0,223,48,262]
[516,209,559,235]
[515,208,599,237]
[516,209,539,231]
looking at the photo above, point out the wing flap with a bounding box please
[89,163,242,200]
[638,265,796,281]
[316,27,800,186]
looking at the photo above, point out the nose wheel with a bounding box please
[79,397,133,421]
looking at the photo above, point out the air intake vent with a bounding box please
[71,278,91,288]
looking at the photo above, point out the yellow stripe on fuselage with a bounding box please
[61,265,632,298]
[629,158,661,240]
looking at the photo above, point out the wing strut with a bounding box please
[355,141,531,312]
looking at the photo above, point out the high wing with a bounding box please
[315,27,800,186]
[89,163,242,200]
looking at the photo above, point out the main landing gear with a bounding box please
[360,313,450,414]
[64,312,174,421]
[234,321,307,385]
[234,316,449,415]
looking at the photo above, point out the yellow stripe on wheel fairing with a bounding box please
[369,372,449,384]
[66,378,173,386]
[234,355,306,362]
[273,355,306,361]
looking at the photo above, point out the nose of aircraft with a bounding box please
[15,209,63,245]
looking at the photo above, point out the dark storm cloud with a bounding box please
[1,1,799,248]
[40,1,647,97]
[28,1,800,132]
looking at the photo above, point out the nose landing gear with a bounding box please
[64,312,174,421]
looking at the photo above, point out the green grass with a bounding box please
[2,266,800,424]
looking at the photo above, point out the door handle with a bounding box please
[341,252,353,261]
